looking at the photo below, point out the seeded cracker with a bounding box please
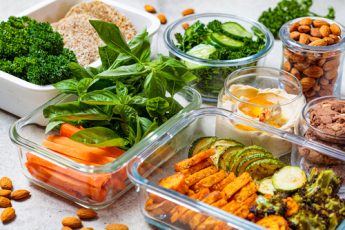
[52,1,136,66]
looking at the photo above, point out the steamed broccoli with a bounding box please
[0,16,76,85]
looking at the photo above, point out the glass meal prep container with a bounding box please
[128,107,345,230]
[279,17,345,102]
[218,67,306,157]
[164,13,274,103]
[9,86,201,209]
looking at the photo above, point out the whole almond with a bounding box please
[1,207,15,223]
[157,14,167,24]
[323,37,335,45]
[62,217,82,229]
[299,33,309,44]
[330,23,341,36]
[76,208,97,219]
[317,58,326,67]
[0,190,11,198]
[0,197,11,208]
[0,177,13,190]
[301,77,316,90]
[289,52,305,62]
[320,78,329,86]
[303,66,324,78]
[290,31,300,40]
[309,36,321,42]
[294,62,310,72]
[182,22,190,30]
[11,189,30,200]
[81,228,93,230]
[323,59,340,71]
[105,224,129,230]
[298,25,310,33]
[144,5,156,14]
[283,61,291,71]
[62,227,73,230]
[310,28,322,38]
[325,69,338,80]
[182,8,195,16]
[300,18,312,26]
[289,22,299,32]
[309,39,327,46]
[305,89,316,97]
[319,25,331,37]
[290,68,301,80]
[313,20,329,28]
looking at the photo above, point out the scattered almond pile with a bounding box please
[144,5,195,25]
[61,208,128,230]
[283,18,343,101]
[0,177,31,223]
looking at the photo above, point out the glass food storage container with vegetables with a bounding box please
[9,87,201,209]
[279,17,345,102]
[128,107,345,230]
[164,13,274,103]
[293,96,345,192]
[218,67,306,157]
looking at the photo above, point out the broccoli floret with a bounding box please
[250,194,287,218]
[288,208,329,230]
[0,16,76,85]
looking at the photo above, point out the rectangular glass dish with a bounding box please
[128,107,345,229]
[9,86,201,209]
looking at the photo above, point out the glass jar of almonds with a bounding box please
[279,17,345,102]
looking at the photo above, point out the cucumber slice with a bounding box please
[188,136,217,157]
[221,22,253,40]
[245,159,285,180]
[219,146,244,171]
[184,44,217,69]
[236,153,274,176]
[272,166,307,192]
[258,178,276,195]
[211,33,243,49]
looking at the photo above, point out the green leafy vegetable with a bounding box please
[258,0,335,38]
[0,16,77,85]
[44,20,196,149]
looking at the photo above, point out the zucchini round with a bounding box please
[272,166,307,192]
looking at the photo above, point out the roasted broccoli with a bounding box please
[0,16,76,85]
[250,194,288,218]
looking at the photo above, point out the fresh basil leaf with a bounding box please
[43,102,110,121]
[135,116,142,144]
[68,62,93,79]
[45,121,64,134]
[129,96,147,106]
[141,117,158,137]
[166,98,183,118]
[71,127,128,148]
[53,79,78,94]
[89,20,132,58]
[86,66,101,76]
[99,45,118,69]
[116,81,128,96]
[80,90,121,105]
[146,97,170,118]
[97,63,146,79]
[77,78,95,95]
[87,79,113,92]
[113,104,137,121]
[144,71,167,98]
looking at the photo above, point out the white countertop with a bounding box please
[0,0,344,229]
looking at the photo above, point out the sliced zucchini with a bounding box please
[236,153,274,176]
[272,166,307,192]
[211,32,244,49]
[184,44,217,69]
[228,146,271,174]
[245,159,285,180]
[219,146,244,171]
[258,177,276,195]
[188,136,217,157]
[211,139,243,148]
[221,22,253,40]
[210,145,229,168]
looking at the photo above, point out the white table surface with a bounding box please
[0,0,344,229]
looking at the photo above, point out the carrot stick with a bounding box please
[43,139,115,165]
[26,162,107,202]
[60,123,81,138]
[47,135,124,158]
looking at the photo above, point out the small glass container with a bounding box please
[293,96,345,189]
[218,67,305,157]
[164,13,274,103]
[279,17,345,102]
[9,86,201,209]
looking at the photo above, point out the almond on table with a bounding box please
[144,4,156,13]
[76,208,97,219]
[0,177,13,190]
[61,217,82,229]
[10,189,30,200]
[1,207,15,223]
[105,223,129,230]
[182,8,195,16]
[157,14,167,24]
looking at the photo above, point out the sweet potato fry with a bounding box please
[196,217,233,230]
[175,149,215,172]
[145,199,176,216]
[185,166,218,186]
[194,170,227,191]
[256,215,289,230]
[242,193,258,208]
[221,200,241,214]
[222,172,251,200]
[181,159,212,176]
[211,172,236,191]
[159,172,189,194]
[233,182,258,202]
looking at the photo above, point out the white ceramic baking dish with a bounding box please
[0,0,160,117]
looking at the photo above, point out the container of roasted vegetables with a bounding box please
[128,107,345,230]
[164,13,274,103]
[9,21,201,209]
